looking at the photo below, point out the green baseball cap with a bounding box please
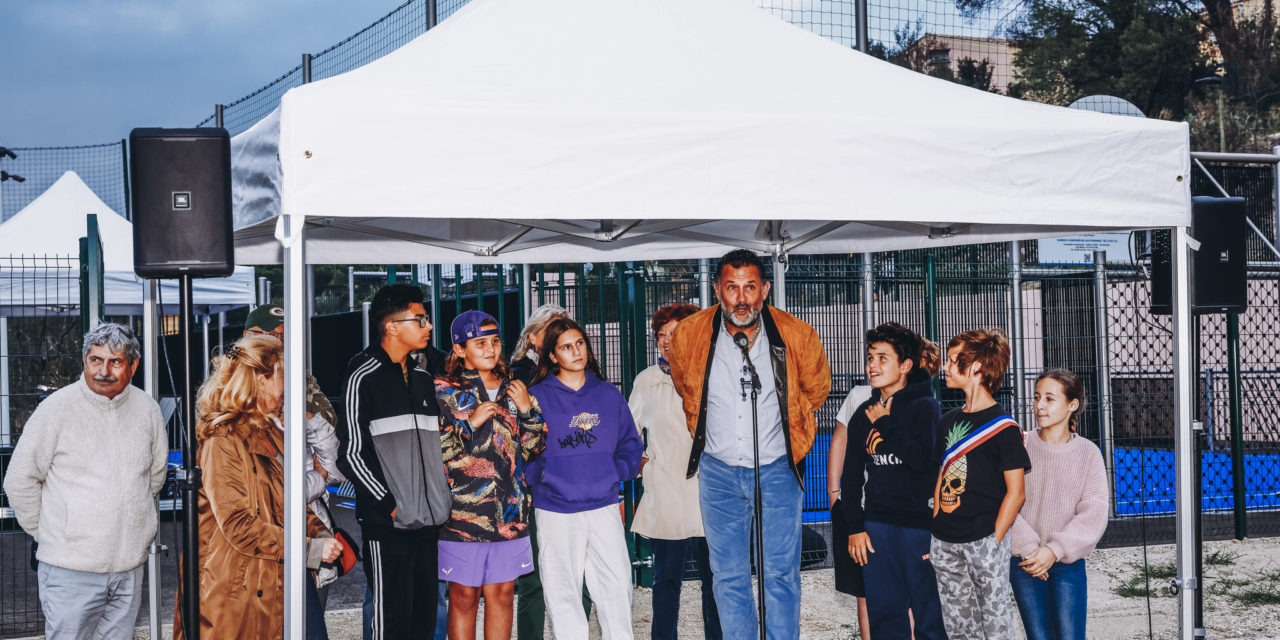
[244,305,285,332]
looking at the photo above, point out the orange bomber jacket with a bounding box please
[667,304,831,486]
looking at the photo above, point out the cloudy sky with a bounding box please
[1,0,404,147]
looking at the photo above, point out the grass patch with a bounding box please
[1207,576,1250,595]
[1113,573,1155,598]
[1204,549,1241,566]
[1128,560,1178,580]
[1230,586,1280,606]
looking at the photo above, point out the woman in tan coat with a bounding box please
[175,335,341,639]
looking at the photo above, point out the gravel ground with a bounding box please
[31,537,1280,639]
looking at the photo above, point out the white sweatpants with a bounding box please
[536,504,635,640]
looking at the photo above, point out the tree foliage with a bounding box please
[1007,0,1207,118]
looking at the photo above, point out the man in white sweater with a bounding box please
[4,323,168,640]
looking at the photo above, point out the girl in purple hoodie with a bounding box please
[527,317,644,640]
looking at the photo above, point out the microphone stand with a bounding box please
[735,332,767,640]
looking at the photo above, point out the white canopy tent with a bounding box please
[225,0,1198,637]
[0,171,255,315]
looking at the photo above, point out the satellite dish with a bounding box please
[1068,95,1146,118]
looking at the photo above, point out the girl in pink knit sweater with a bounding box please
[1008,368,1109,640]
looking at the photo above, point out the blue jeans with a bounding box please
[1009,558,1088,640]
[699,454,802,640]
[650,537,721,640]
[861,522,946,639]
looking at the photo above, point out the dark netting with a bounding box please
[1,142,128,222]
[213,65,304,137]
[311,0,429,82]
[756,0,858,48]
[1,254,83,636]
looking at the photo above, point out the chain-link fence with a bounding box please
[0,142,129,224]
[0,254,84,637]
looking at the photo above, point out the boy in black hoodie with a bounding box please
[841,322,948,639]
[338,285,452,639]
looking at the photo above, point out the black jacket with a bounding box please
[337,345,451,541]
[840,368,941,533]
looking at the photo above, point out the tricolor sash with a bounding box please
[941,414,1019,474]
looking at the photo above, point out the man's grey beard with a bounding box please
[725,306,762,329]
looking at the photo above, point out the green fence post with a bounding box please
[432,265,443,351]
[925,253,940,397]
[537,264,546,306]
[388,265,398,284]
[455,264,463,316]
[79,215,104,337]
[1228,312,1247,539]
[576,263,586,324]
[597,263,608,372]
[558,263,566,310]
[497,265,507,345]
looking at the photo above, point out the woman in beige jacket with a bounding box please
[629,304,721,640]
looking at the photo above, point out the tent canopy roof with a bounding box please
[231,0,1190,265]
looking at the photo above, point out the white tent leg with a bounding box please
[1,316,9,446]
[142,280,162,640]
[522,264,532,317]
[201,314,210,376]
[1172,225,1197,640]
[861,252,875,340]
[283,214,308,640]
[698,258,711,308]
[772,256,786,311]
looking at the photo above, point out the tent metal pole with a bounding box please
[1092,251,1116,516]
[282,214,308,640]
[349,266,356,311]
[0,316,8,445]
[307,265,316,371]
[201,314,210,376]
[218,311,225,354]
[1171,225,1198,640]
[362,301,372,349]
[861,252,874,339]
[1008,242,1026,428]
[521,264,531,319]
[142,280,162,640]
[699,258,711,308]
[772,255,786,311]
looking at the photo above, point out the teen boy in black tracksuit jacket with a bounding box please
[339,337,452,639]
[841,367,948,639]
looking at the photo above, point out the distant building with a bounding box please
[900,34,1021,94]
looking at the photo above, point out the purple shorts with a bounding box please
[438,537,534,587]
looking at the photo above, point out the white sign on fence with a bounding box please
[1037,232,1132,266]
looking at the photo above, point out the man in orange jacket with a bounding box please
[668,249,831,640]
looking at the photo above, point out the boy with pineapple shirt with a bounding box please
[930,328,1030,639]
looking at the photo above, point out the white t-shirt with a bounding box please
[835,385,874,427]
[485,387,500,401]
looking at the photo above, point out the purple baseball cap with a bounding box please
[450,310,500,346]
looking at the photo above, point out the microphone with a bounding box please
[734,331,761,392]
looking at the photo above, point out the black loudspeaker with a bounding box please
[129,128,234,278]
[1149,196,1248,315]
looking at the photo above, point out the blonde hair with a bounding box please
[511,304,570,364]
[196,335,283,441]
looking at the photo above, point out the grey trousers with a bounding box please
[929,534,1017,640]
[37,561,144,640]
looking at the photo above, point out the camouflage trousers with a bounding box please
[929,534,1017,640]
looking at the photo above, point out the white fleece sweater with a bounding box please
[3,376,168,573]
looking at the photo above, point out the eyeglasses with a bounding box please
[390,315,431,328]
[247,328,285,339]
